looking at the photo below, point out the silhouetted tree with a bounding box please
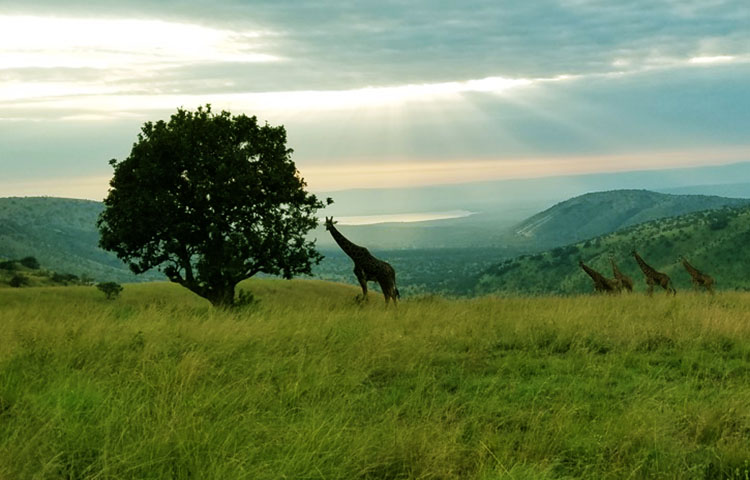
[96,282,123,300]
[98,105,331,307]
[19,256,40,269]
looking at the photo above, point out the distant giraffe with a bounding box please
[579,260,620,294]
[610,256,634,292]
[631,250,676,296]
[680,256,714,294]
[325,217,399,304]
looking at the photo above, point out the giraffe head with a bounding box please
[324,216,337,231]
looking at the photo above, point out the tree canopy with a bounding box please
[98,105,330,307]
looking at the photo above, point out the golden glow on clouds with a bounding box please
[0,15,279,70]
[335,210,474,225]
[301,146,750,191]
[5,147,749,200]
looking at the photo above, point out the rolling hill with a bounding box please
[476,204,750,296]
[0,197,156,283]
[2,189,749,292]
[508,190,750,249]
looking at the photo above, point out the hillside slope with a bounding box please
[510,190,750,248]
[477,205,750,295]
[0,197,155,282]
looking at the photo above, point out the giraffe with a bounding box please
[579,260,620,294]
[324,217,399,304]
[610,256,634,292]
[679,256,714,294]
[631,250,676,296]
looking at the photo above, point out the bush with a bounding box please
[9,275,28,288]
[51,272,80,285]
[709,216,729,231]
[97,282,123,300]
[0,260,17,271]
[19,256,40,269]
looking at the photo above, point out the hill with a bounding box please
[0,256,89,288]
[0,197,157,283]
[3,279,750,478]
[509,190,750,249]
[4,191,748,296]
[477,204,750,295]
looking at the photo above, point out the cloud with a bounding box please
[2,0,749,194]
[0,15,280,70]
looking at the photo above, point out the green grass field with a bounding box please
[2,280,750,479]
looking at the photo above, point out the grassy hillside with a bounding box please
[0,258,86,288]
[478,205,750,296]
[509,190,750,249]
[0,197,157,283]
[3,280,750,478]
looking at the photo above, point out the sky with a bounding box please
[1,0,749,200]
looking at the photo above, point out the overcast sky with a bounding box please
[1,0,749,199]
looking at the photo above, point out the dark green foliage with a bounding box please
[96,282,123,300]
[98,105,329,307]
[9,274,28,288]
[709,213,730,230]
[0,261,16,271]
[18,256,39,269]
[51,272,80,285]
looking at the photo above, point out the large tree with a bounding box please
[98,105,330,307]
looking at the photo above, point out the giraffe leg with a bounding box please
[378,280,391,305]
[354,267,368,301]
[383,281,398,306]
[646,279,654,296]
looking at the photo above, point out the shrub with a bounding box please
[0,260,17,271]
[97,282,124,300]
[52,272,80,285]
[19,256,40,269]
[9,274,29,288]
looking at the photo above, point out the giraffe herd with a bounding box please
[579,250,714,296]
[322,215,716,304]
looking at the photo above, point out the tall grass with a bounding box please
[2,280,750,478]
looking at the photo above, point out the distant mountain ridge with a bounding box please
[509,190,750,248]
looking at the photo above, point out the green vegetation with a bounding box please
[99,105,329,307]
[96,281,123,300]
[0,186,747,296]
[0,197,159,284]
[478,205,750,295]
[0,257,90,288]
[3,280,750,478]
[510,189,750,249]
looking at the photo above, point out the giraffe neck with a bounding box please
[580,262,603,280]
[328,225,364,259]
[610,259,621,276]
[633,253,657,276]
[682,259,699,275]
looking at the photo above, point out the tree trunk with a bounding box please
[205,283,236,308]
